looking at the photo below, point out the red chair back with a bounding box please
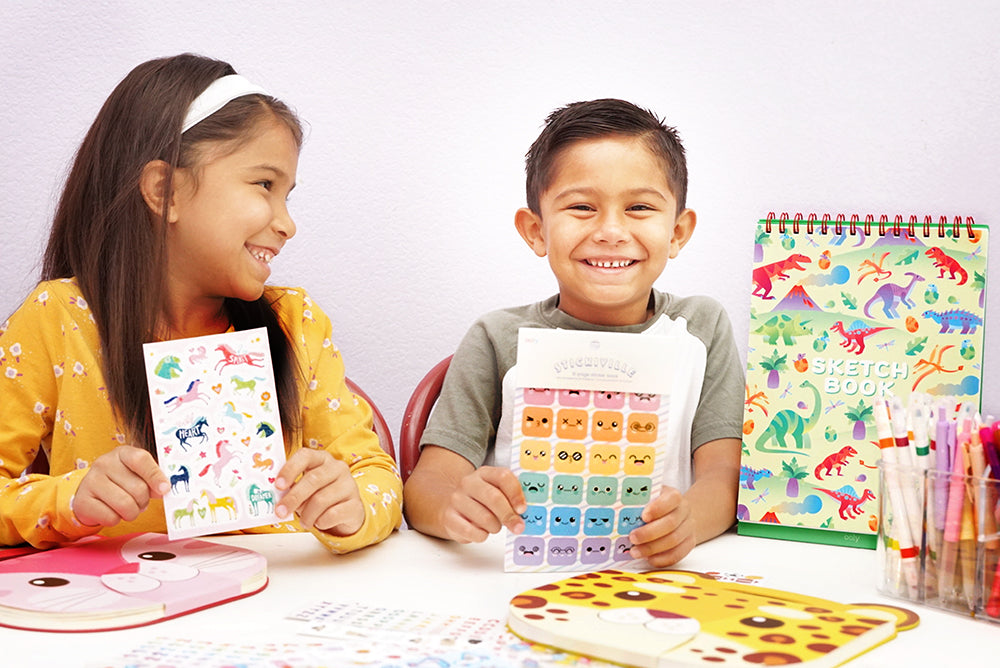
[399,356,452,482]
[345,376,396,462]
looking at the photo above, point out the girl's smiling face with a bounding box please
[515,136,695,327]
[165,116,299,310]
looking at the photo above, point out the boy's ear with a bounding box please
[139,160,179,223]
[669,208,697,258]
[514,207,547,257]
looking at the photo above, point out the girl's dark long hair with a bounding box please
[41,53,303,455]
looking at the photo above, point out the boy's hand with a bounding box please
[628,485,696,567]
[275,448,365,536]
[440,466,526,543]
[73,446,170,527]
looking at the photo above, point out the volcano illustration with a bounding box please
[774,284,823,311]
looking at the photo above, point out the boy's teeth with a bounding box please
[589,260,632,268]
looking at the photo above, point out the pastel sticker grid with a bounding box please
[506,388,668,572]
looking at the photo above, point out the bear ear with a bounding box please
[845,603,921,632]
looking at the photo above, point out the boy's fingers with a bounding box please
[480,467,527,514]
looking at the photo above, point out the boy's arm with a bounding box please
[629,436,741,567]
[403,445,525,542]
[684,436,742,543]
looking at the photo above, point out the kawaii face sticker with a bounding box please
[558,389,590,407]
[627,413,658,443]
[522,407,553,437]
[519,472,549,503]
[624,446,656,475]
[553,442,586,473]
[556,409,588,440]
[523,388,555,405]
[594,391,625,409]
[519,440,551,471]
[589,443,621,474]
[592,411,624,442]
[586,476,618,506]
[551,475,583,504]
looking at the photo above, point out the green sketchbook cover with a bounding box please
[738,214,988,548]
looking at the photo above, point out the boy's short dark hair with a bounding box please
[524,98,688,215]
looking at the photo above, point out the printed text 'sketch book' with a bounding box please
[505,327,693,573]
[0,533,267,632]
[143,328,287,539]
[739,214,988,548]
[508,569,919,668]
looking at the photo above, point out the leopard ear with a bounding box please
[845,603,920,632]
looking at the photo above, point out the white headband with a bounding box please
[181,74,269,133]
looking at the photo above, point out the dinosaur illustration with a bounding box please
[751,253,810,300]
[922,309,983,334]
[912,344,964,391]
[754,380,821,453]
[856,251,891,284]
[740,465,773,490]
[830,321,892,354]
[753,314,813,345]
[814,445,857,480]
[816,486,876,520]
[862,272,924,319]
[925,247,968,285]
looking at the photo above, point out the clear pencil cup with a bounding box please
[877,461,1000,624]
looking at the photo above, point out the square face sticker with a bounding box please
[504,328,675,573]
[143,328,285,539]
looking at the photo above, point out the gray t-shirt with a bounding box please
[420,290,745,492]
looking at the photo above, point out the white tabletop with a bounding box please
[1,528,995,666]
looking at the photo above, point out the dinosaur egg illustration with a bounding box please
[905,316,919,332]
[818,251,831,270]
[812,335,828,352]
[743,419,755,435]
[960,340,976,360]
[923,285,939,304]
[793,354,809,372]
[868,515,879,532]
[824,426,837,442]
[781,235,795,250]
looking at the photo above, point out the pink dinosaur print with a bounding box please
[830,321,892,355]
[816,486,876,520]
[752,253,811,300]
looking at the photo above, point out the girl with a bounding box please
[0,54,401,552]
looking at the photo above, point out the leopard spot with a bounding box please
[511,595,548,609]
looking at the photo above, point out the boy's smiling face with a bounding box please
[515,136,695,326]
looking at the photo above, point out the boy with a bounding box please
[403,99,744,567]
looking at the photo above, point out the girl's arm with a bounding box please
[281,289,402,553]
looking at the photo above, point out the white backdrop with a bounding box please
[3,2,998,442]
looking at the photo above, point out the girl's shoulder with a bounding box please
[262,285,331,331]
[3,279,88,325]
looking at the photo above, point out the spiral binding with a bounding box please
[763,212,977,239]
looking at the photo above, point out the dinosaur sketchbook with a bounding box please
[508,568,919,667]
[0,533,267,632]
[739,214,989,548]
[143,328,286,539]
[504,328,687,573]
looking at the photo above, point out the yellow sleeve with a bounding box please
[0,283,104,547]
[278,288,402,553]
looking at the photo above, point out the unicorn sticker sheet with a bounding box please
[505,328,677,573]
[143,328,285,539]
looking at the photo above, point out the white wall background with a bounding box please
[3,2,999,443]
